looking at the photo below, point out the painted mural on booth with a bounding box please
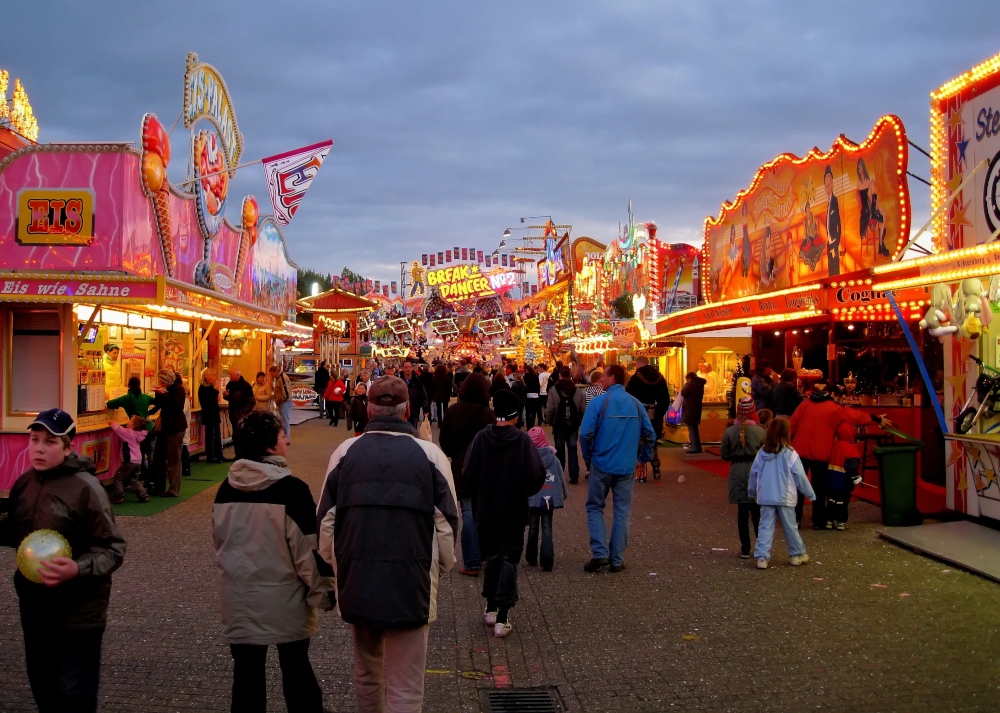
[705,116,910,303]
[251,217,298,321]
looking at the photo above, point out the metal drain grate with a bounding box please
[480,687,565,712]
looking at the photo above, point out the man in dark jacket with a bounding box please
[681,371,707,453]
[626,356,671,477]
[544,368,587,484]
[522,366,542,429]
[751,360,775,413]
[318,376,458,712]
[223,368,255,430]
[401,361,429,427]
[314,361,331,417]
[463,390,546,638]
[772,368,804,417]
[439,373,496,575]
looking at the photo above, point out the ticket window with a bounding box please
[78,323,162,412]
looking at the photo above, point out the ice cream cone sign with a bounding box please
[140,114,175,277]
[235,196,259,282]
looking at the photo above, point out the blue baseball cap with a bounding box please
[28,408,76,437]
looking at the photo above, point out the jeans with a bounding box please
[526,508,554,569]
[539,393,548,423]
[801,458,828,527]
[229,638,322,713]
[737,502,761,556]
[586,466,634,566]
[204,423,224,462]
[328,400,341,426]
[22,623,103,713]
[434,400,449,423]
[460,497,481,569]
[479,531,524,617]
[553,430,580,482]
[754,505,807,560]
[686,423,702,453]
[279,399,293,440]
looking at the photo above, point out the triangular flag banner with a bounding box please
[262,139,333,226]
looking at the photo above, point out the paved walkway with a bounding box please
[2,419,999,712]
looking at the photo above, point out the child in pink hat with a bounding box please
[525,427,567,571]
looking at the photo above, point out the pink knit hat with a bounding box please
[528,427,549,450]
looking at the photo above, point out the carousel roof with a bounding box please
[297,287,379,314]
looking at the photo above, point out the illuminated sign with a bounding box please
[478,318,506,336]
[183,52,243,174]
[425,264,496,301]
[16,189,94,245]
[429,318,459,335]
[0,275,163,303]
[704,115,909,303]
[487,269,518,293]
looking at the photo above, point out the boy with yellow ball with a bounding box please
[0,408,126,712]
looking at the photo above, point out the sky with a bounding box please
[3,1,998,288]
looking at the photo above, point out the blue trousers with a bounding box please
[754,505,807,560]
[586,466,634,566]
[460,497,481,569]
[553,430,580,482]
[278,400,293,440]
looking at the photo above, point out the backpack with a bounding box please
[553,389,580,433]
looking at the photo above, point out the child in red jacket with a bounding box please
[826,422,861,531]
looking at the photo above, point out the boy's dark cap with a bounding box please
[368,376,409,406]
[28,408,76,437]
[493,389,522,421]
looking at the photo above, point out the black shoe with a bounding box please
[569,479,579,485]
[525,558,537,567]
[541,565,553,572]
[583,557,609,572]
[609,563,626,573]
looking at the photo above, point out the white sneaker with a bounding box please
[483,610,497,626]
[494,620,512,638]
[790,554,810,566]
[756,558,768,570]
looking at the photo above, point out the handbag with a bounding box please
[417,418,432,441]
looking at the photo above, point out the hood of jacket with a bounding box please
[553,378,577,398]
[40,452,96,480]
[480,423,525,445]
[228,456,291,491]
[808,390,835,404]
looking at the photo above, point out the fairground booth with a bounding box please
[653,115,947,512]
[870,50,1000,527]
[297,286,378,380]
[0,55,305,494]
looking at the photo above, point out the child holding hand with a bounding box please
[827,422,862,531]
[748,416,816,570]
[109,415,151,503]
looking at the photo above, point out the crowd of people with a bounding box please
[0,350,896,712]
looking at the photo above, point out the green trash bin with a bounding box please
[874,426,924,527]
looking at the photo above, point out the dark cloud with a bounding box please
[3,1,996,283]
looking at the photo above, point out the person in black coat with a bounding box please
[439,374,496,575]
[681,372,706,454]
[462,390,545,636]
[522,368,541,429]
[149,370,188,497]
[401,361,429,427]
[772,368,804,417]
[314,361,331,417]
[198,368,223,463]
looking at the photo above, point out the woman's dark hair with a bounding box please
[434,363,448,378]
[460,372,492,406]
[763,416,791,454]
[780,368,797,383]
[686,371,698,381]
[127,376,142,392]
[234,411,282,462]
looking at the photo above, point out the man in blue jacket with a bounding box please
[579,364,655,573]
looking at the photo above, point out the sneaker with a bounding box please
[609,563,626,573]
[834,521,848,531]
[583,557,609,572]
[825,521,833,530]
[790,553,810,566]
[739,552,751,560]
[494,621,513,638]
[756,558,768,570]
[457,567,481,576]
[483,610,497,627]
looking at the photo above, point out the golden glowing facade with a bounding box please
[0,71,39,142]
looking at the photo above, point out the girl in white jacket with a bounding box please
[747,417,816,570]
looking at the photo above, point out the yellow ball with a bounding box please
[16,529,72,584]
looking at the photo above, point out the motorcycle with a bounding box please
[955,355,1000,434]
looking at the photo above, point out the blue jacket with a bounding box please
[747,447,816,507]
[579,384,655,475]
[528,447,567,510]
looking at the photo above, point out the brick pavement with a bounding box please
[1,417,999,712]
